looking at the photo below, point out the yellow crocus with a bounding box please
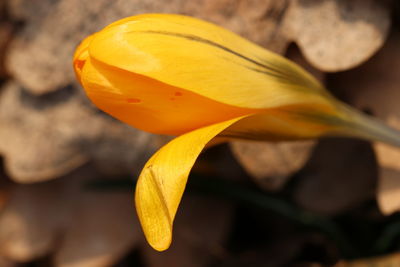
[73,14,400,251]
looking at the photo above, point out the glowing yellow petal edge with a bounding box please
[135,116,248,251]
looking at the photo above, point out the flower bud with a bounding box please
[74,14,400,251]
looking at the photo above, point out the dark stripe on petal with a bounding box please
[130,30,308,86]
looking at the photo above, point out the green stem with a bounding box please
[337,103,400,147]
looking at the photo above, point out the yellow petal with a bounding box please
[80,57,253,135]
[88,14,332,110]
[73,34,95,83]
[135,116,247,251]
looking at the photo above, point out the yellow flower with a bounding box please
[73,14,400,251]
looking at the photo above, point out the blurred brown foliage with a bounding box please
[0,0,400,266]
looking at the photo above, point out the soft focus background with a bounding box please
[0,0,400,266]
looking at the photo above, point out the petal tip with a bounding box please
[135,177,173,252]
[148,235,172,252]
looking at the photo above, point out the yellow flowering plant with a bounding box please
[73,14,400,251]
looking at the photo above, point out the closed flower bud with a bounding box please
[74,14,400,251]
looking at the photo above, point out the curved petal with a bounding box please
[135,116,247,251]
[89,14,332,110]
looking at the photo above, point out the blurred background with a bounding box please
[1,0,400,266]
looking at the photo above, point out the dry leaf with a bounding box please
[294,138,376,215]
[283,0,390,71]
[328,33,400,214]
[231,141,314,191]
[0,178,69,261]
[54,191,141,267]
[0,256,16,267]
[0,82,158,182]
[376,168,400,215]
[0,83,87,182]
[0,166,143,265]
